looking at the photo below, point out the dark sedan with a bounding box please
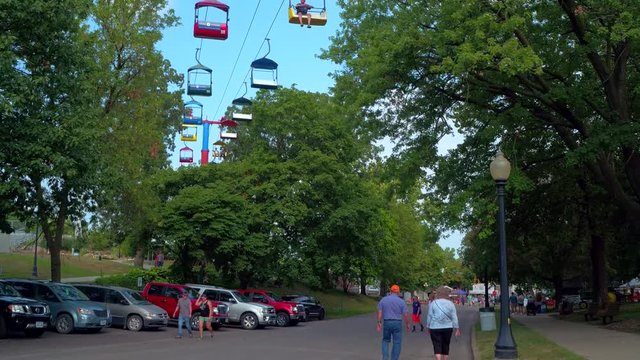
[281,295,325,321]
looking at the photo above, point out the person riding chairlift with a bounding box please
[296,0,313,28]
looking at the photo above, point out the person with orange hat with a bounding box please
[377,284,410,360]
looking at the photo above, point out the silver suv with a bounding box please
[187,284,276,330]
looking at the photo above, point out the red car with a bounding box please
[238,289,306,327]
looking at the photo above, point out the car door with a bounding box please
[35,284,63,319]
[146,284,169,314]
[164,286,181,316]
[307,296,322,316]
[217,290,240,321]
[106,289,128,327]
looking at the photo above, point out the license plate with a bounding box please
[35,322,45,328]
[100,320,107,326]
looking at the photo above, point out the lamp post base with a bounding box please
[495,345,518,359]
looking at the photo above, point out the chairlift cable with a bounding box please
[212,0,263,119]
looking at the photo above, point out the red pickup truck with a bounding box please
[238,289,305,327]
[142,282,228,330]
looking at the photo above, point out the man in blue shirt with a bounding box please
[377,284,409,360]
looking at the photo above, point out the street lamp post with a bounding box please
[32,223,38,278]
[490,150,517,359]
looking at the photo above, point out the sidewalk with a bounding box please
[515,313,640,359]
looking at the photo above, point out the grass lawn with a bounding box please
[475,311,585,360]
[262,286,379,319]
[0,252,133,280]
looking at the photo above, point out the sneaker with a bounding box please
[307,25,311,28]
[300,24,303,27]
[176,335,182,339]
[188,333,193,338]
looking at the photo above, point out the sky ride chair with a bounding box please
[179,146,194,164]
[180,124,198,142]
[288,0,327,27]
[231,83,253,122]
[251,39,278,90]
[194,1,229,40]
[183,100,204,125]
[187,63,213,97]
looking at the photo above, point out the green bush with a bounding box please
[95,267,174,290]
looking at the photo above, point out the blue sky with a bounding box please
[158,0,463,252]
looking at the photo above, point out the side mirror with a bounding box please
[120,299,129,306]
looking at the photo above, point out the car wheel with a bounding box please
[579,301,588,310]
[189,313,200,331]
[0,317,7,339]
[127,315,144,332]
[55,313,74,334]
[240,313,258,330]
[318,309,325,320]
[25,329,45,338]
[276,312,290,327]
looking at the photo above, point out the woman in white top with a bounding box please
[427,286,461,360]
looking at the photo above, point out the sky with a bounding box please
[157,0,464,252]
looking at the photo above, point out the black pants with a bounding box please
[430,328,453,355]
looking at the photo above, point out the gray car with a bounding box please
[187,284,276,330]
[74,284,168,331]
[5,280,111,334]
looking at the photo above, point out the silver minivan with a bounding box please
[187,284,276,330]
[74,284,168,331]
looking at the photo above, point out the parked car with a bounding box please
[141,282,228,330]
[3,279,110,334]
[238,289,305,327]
[187,284,276,330]
[281,294,325,321]
[0,281,51,338]
[74,284,168,331]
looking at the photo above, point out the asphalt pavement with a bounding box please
[0,305,478,360]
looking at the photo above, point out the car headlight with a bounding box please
[78,308,92,315]
[44,305,51,314]
[291,306,297,313]
[9,304,27,313]
[262,308,270,314]
[213,307,219,314]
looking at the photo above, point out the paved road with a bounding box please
[1,306,478,360]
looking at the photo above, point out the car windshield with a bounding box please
[232,291,250,302]
[50,284,89,301]
[281,295,298,301]
[124,290,151,305]
[184,287,200,299]
[0,282,21,297]
[266,292,282,301]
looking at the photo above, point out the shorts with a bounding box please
[296,8,309,15]
[411,314,421,323]
[199,316,211,322]
[430,328,453,355]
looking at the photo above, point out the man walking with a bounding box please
[173,292,193,338]
[377,284,410,360]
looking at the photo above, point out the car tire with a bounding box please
[318,309,325,320]
[126,315,144,332]
[189,313,200,331]
[240,313,258,330]
[55,313,74,334]
[0,317,7,339]
[276,312,290,327]
[25,329,45,338]
[579,301,588,310]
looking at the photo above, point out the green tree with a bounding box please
[324,0,640,304]
[0,0,101,281]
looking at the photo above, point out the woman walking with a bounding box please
[427,286,461,360]
[196,294,215,339]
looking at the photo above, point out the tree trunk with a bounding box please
[133,247,144,268]
[360,275,366,295]
[590,233,607,306]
